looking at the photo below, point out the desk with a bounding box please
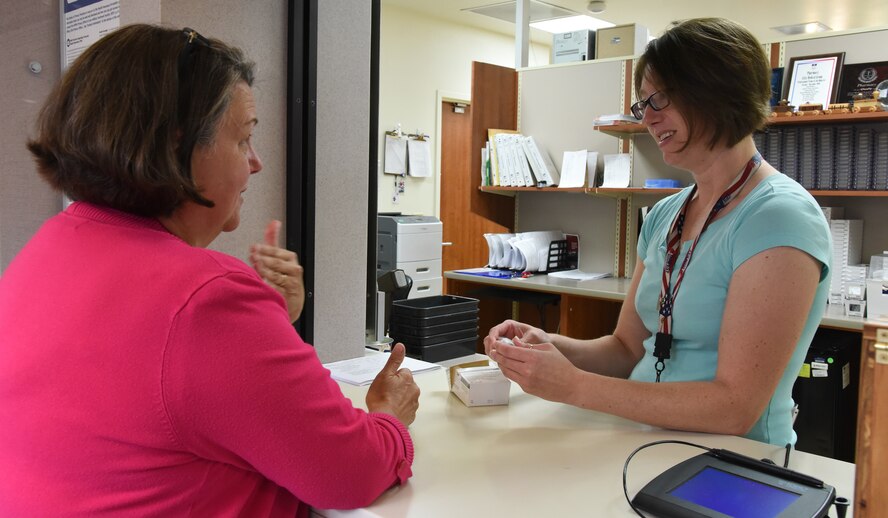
[315,362,855,517]
[445,271,866,338]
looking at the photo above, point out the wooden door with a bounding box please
[440,100,475,283]
[439,62,518,294]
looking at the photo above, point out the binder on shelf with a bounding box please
[873,130,888,190]
[487,129,560,187]
[798,127,818,190]
[834,126,854,190]
[522,136,559,187]
[817,127,836,190]
[766,129,783,172]
[852,127,873,191]
[782,127,800,182]
[488,129,519,187]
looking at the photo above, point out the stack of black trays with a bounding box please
[389,295,479,363]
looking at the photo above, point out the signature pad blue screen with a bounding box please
[669,466,799,518]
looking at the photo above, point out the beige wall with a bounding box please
[376,2,551,217]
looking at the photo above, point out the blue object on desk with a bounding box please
[644,178,682,188]
[454,268,520,279]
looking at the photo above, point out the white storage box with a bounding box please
[867,279,888,320]
[451,366,510,407]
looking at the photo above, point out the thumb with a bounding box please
[264,220,282,247]
[382,342,406,374]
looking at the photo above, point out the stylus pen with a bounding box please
[708,449,825,488]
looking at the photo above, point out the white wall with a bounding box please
[376,2,551,217]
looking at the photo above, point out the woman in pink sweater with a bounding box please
[0,24,418,517]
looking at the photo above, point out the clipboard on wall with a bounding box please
[384,127,407,175]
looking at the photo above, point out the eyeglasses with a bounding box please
[178,27,211,80]
[630,90,671,120]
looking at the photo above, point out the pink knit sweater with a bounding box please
[0,202,413,517]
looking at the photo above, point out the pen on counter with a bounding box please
[708,449,824,488]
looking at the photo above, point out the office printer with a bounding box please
[377,215,443,299]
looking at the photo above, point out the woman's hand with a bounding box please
[488,336,580,404]
[250,220,305,323]
[482,319,552,356]
[366,343,421,426]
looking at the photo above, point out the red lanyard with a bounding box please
[653,153,762,381]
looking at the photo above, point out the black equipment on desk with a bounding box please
[631,449,835,518]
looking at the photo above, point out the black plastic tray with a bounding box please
[406,336,477,363]
[389,309,478,328]
[389,317,479,338]
[391,295,479,318]
[391,326,478,347]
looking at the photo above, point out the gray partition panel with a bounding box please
[516,191,617,274]
[517,60,625,271]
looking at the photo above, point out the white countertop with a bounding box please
[315,361,856,518]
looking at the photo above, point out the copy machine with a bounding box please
[377,215,443,299]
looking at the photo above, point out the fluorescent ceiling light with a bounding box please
[530,14,614,33]
[771,21,831,36]
[463,1,576,24]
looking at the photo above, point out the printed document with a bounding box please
[601,153,631,188]
[384,134,407,175]
[407,138,432,177]
[325,353,441,386]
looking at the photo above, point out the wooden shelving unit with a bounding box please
[593,111,888,136]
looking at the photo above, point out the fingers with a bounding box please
[264,220,282,247]
[382,342,406,374]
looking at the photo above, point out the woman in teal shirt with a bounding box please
[485,18,831,446]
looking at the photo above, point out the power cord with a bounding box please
[622,440,711,517]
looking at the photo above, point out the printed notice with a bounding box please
[63,0,121,69]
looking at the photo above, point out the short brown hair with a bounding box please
[634,18,771,150]
[28,24,255,217]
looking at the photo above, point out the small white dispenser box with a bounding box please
[450,363,511,407]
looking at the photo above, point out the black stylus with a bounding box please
[708,449,825,488]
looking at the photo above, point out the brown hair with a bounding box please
[634,18,771,151]
[28,24,255,217]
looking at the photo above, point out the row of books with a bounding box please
[753,126,888,190]
[481,130,560,187]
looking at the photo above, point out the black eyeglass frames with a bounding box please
[630,90,670,120]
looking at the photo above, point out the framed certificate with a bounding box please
[784,52,845,109]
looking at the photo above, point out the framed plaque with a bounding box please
[837,61,888,103]
[770,68,784,106]
[784,52,845,109]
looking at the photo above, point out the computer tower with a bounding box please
[792,328,860,462]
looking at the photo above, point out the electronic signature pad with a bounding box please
[632,449,835,518]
